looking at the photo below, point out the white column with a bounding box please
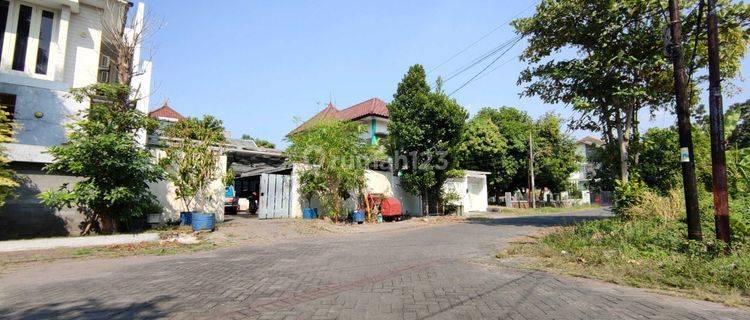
[54,5,71,82]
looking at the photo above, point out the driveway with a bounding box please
[1,209,748,319]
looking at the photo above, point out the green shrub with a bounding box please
[730,197,750,241]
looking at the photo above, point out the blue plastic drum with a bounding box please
[191,212,215,231]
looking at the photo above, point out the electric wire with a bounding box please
[428,1,538,74]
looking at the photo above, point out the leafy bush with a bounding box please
[285,120,380,221]
[40,84,164,234]
[729,197,750,241]
[0,106,17,206]
[612,179,647,217]
[159,115,227,213]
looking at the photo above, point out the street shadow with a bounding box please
[464,210,612,228]
[0,296,171,320]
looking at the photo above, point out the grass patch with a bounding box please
[0,241,217,270]
[500,204,601,216]
[500,216,750,307]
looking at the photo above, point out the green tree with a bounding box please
[0,105,17,206]
[241,134,276,149]
[475,107,535,192]
[727,99,750,149]
[513,0,750,184]
[533,113,580,192]
[159,116,227,213]
[40,84,163,234]
[387,64,468,213]
[285,120,378,221]
[458,115,507,200]
[638,128,681,193]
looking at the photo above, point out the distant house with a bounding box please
[288,98,489,216]
[288,98,389,145]
[0,1,152,240]
[149,102,187,123]
[569,136,604,195]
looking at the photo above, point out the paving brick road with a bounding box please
[1,210,748,319]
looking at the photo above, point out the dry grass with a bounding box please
[619,189,684,220]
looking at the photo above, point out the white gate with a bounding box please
[259,173,292,219]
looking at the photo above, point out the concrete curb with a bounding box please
[0,233,160,252]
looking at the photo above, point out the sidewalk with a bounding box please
[0,233,159,252]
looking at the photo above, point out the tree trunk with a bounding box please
[615,111,630,183]
[100,214,116,234]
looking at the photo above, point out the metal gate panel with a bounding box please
[259,173,292,219]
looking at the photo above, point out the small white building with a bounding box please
[444,170,489,215]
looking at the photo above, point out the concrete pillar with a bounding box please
[54,6,71,81]
[505,192,512,208]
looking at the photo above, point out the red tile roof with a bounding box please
[288,98,388,136]
[338,98,389,121]
[149,103,186,121]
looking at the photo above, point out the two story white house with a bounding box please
[0,0,152,240]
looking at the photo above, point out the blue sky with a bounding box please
[141,0,750,148]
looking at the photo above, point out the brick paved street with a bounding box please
[1,210,748,319]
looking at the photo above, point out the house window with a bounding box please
[97,69,109,83]
[11,4,32,71]
[0,0,9,60]
[34,10,53,74]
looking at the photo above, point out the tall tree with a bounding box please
[638,128,682,192]
[388,65,467,213]
[533,113,580,193]
[458,115,507,200]
[513,0,750,184]
[475,107,535,192]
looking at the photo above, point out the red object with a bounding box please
[379,197,402,218]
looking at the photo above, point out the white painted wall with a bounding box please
[289,164,423,218]
[444,171,489,215]
[62,3,103,88]
[148,149,227,223]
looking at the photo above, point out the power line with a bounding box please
[428,1,538,74]
[474,55,517,82]
[448,35,523,97]
[444,36,521,82]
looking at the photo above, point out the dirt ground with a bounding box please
[206,213,468,246]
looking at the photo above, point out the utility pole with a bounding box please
[706,0,732,247]
[528,132,536,209]
[668,0,703,241]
